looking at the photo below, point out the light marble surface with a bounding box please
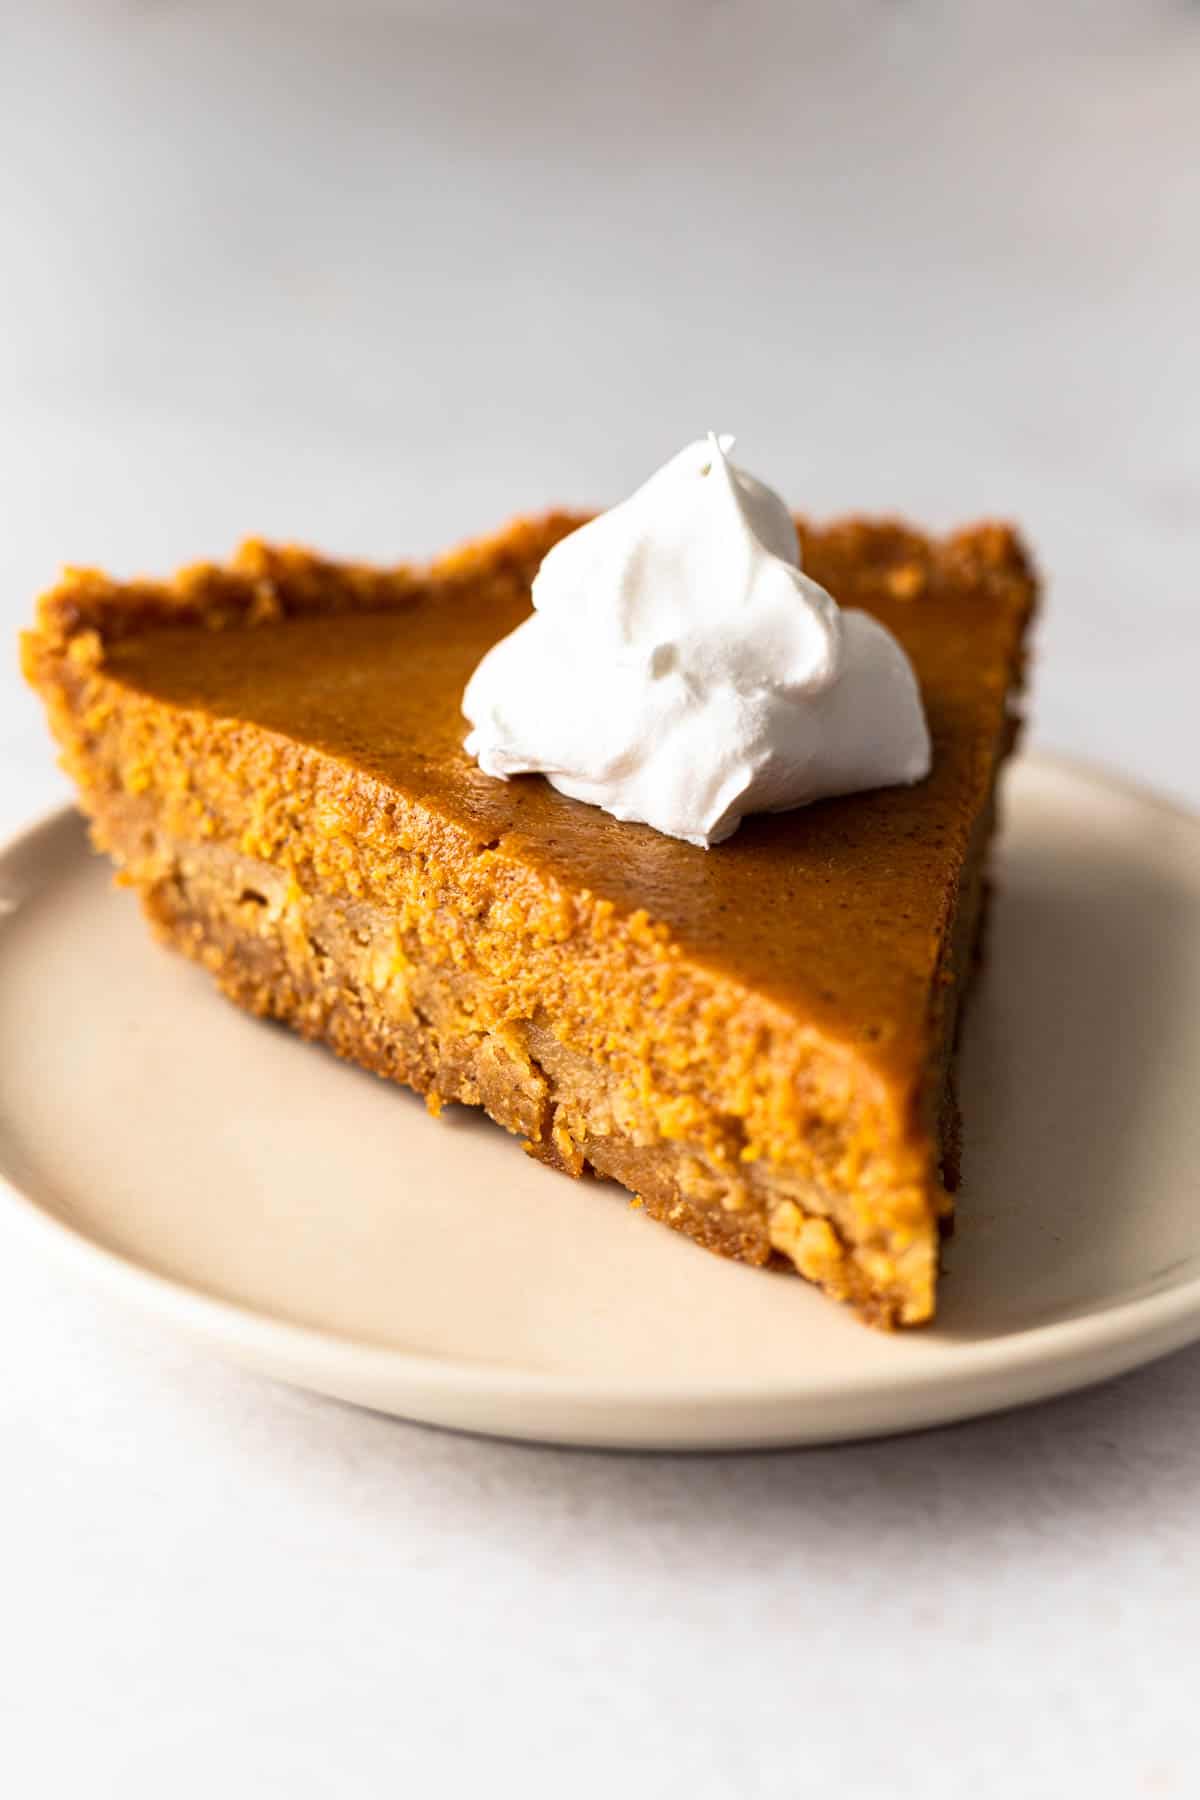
[2,4,1199,1794]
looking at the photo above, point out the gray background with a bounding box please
[2,3,1199,1794]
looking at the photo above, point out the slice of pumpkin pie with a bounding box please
[22,447,1035,1328]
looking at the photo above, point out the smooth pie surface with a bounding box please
[100,519,1031,1090]
[1,756,1199,1448]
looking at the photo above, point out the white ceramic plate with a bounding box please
[1,754,1199,1449]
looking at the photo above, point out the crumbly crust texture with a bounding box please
[22,512,1036,1327]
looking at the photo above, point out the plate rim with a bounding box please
[3,750,1200,1446]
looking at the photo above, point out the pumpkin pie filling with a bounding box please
[21,510,1036,1327]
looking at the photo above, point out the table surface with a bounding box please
[2,4,1199,1794]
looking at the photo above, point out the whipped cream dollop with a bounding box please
[462,435,931,847]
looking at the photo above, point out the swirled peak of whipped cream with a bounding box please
[462,435,931,847]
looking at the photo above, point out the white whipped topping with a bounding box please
[462,435,931,847]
